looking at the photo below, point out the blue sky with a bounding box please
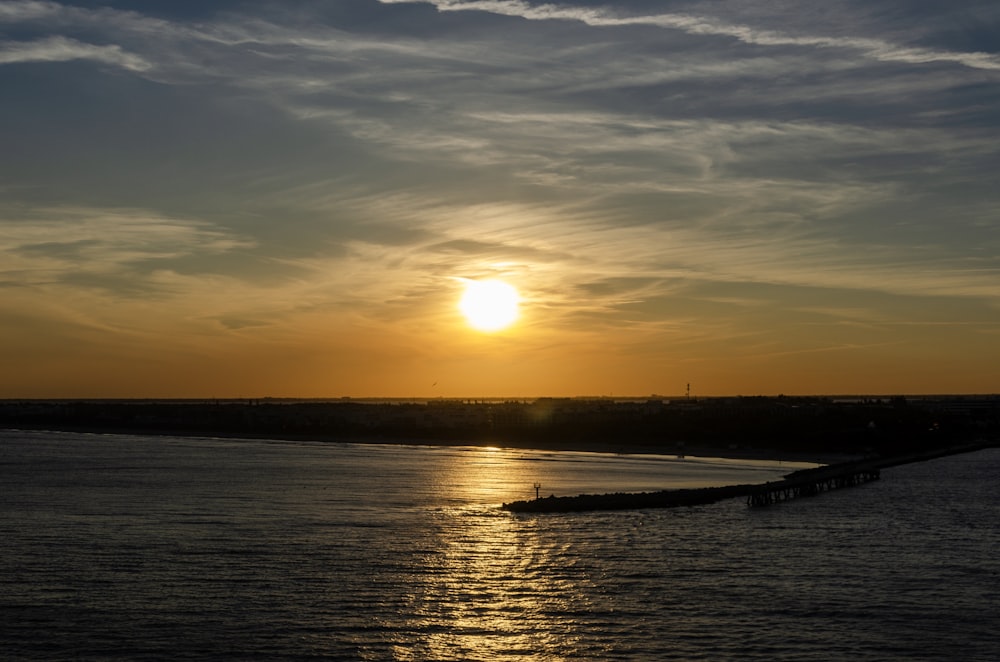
[1,0,998,397]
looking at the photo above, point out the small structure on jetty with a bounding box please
[501,442,993,514]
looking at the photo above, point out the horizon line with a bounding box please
[3,393,998,402]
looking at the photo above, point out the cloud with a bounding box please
[379,0,1000,71]
[0,206,255,295]
[0,0,58,22]
[0,35,151,70]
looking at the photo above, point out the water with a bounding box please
[1,430,998,660]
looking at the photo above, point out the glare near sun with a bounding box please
[459,280,520,332]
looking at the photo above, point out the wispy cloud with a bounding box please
[0,0,58,22]
[0,35,150,70]
[379,0,1000,71]
[0,206,255,294]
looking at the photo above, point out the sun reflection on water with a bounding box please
[393,509,603,660]
[360,445,804,660]
[388,447,607,660]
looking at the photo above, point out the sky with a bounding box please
[1,0,999,398]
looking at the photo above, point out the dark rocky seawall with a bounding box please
[501,441,995,513]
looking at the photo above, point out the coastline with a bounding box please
[3,423,856,466]
[4,397,995,466]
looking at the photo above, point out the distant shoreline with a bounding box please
[3,424,857,466]
[3,396,996,465]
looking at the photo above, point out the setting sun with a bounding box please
[459,279,520,332]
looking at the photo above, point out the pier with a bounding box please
[502,441,994,514]
[744,464,881,507]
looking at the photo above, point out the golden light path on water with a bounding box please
[382,446,814,660]
[391,511,593,660]
[390,447,579,660]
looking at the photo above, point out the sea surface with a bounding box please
[1,429,998,661]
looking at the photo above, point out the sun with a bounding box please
[459,279,520,332]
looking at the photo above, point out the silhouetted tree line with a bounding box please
[1,396,996,456]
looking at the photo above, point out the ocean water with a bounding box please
[1,430,998,661]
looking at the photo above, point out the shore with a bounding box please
[4,423,860,466]
[5,397,995,464]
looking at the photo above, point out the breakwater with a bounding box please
[502,441,995,514]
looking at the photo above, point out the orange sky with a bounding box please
[1,1,998,398]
